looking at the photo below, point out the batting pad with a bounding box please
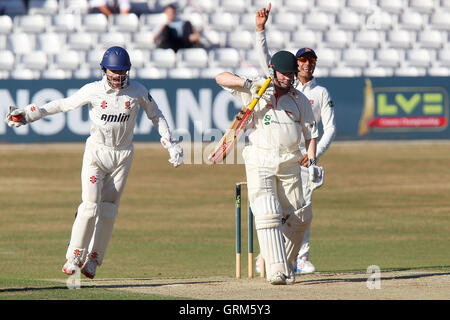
[66,201,98,260]
[251,194,282,229]
[87,202,118,265]
[257,227,289,280]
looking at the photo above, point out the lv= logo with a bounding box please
[358,79,449,135]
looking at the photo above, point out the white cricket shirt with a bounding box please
[255,30,336,159]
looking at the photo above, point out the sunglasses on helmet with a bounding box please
[298,56,317,63]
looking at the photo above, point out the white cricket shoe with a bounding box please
[269,272,287,285]
[62,256,82,276]
[81,254,98,279]
[295,258,316,274]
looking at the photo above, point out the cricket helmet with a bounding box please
[269,50,299,73]
[295,47,318,59]
[100,46,131,89]
[100,46,131,71]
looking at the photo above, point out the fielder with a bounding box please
[5,46,184,279]
[255,4,336,274]
[216,50,321,284]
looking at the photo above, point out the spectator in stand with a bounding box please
[89,0,131,17]
[152,3,202,52]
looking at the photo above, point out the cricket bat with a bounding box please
[207,77,272,164]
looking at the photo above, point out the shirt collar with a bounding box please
[297,77,316,90]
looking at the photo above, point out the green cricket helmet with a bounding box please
[270,50,299,73]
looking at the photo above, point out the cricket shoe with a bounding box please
[62,256,82,276]
[295,258,316,274]
[269,272,287,285]
[81,253,98,279]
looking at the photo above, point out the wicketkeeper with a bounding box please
[216,50,321,285]
[5,46,184,279]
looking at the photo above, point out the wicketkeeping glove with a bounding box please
[5,106,27,128]
[307,165,324,191]
[161,137,184,167]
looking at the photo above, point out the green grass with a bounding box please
[1,141,449,299]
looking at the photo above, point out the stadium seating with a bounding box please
[324,29,350,49]
[81,13,108,32]
[168,67,200,79]
[227,30,253,50]
[0,0,449,79]
[67,32,96,51]
[54,51,81,71]
[290,29,321,49]
[98,32,128,49]
[28,0,58,15]
[136,66,168,79]
[346,0,372,13]
[272,12,299,31]
[209,47,241,68]
[51,13,78,33]
[418,29,445,49]
[131,31,156,49]
[37,32,66,54]
[378,0,403,13]
[337,10,362,31]
[354,30,383,49]
[21,51,48,70]
[343,48,370,68]
[438,48,450,66]
[150,48,177,68]
[7,33,36,54]
[0,50,15,71]
[376,48,403,68]
[177,48,209,68]
[14,14,48,33]
[0,15,13,34]
[128,49,148,68]
[110,13,140,33]
[42,68,71,79]
[10,68,40,80]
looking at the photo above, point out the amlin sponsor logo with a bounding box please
[101,113,130,123]
[358,79,449,135]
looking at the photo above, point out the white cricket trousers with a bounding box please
[66,139,134,265]
[297,166,313,261]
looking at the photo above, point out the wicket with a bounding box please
[235,182,265,279]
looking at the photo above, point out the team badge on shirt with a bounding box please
[125,101,131,109]
[90,176,97,184]
[101,101,107,109]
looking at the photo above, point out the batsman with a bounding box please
[4,46,183,279]
[216,50,322,285]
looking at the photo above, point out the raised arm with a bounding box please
[255,3,272,77]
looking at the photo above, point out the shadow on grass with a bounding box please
[299,267,450,286]
[0,279,224,294]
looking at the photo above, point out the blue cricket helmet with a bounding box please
[101,46,131,88]
[100,46,131,71]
